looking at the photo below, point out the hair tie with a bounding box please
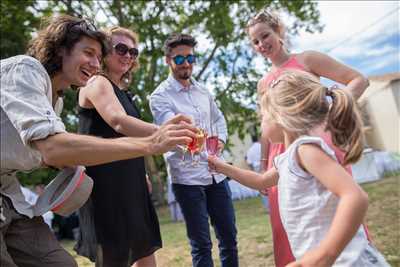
[270,78,283,88]
[326,85,338,98]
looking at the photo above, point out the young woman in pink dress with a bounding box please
[245,8,370,267]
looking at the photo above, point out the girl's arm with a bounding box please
[208,156,279,190]
[288,144,368,266]
[300,50,369,100]
[257,77,273,173]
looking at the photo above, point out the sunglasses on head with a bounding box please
[70,19,98,33]
[172,54,196,65]
[114,43,139,59]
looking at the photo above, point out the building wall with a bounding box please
[392,80,400,115]
[225,132,253,169]
[365,83,399,153]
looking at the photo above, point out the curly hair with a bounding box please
[26,14,108,77]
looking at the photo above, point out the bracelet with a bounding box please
[260,158,268,161]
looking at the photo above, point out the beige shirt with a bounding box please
[1,55,66,218]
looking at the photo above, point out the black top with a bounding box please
[75,77,161,265]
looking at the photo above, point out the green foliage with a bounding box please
[0,0,39,59]
[2,0,321,185]
[17,168,59,186]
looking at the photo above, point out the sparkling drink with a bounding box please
[206,136,219,155]
[188,138,198,152]
[188,129,206,153]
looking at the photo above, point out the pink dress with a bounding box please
[259,55,370,267]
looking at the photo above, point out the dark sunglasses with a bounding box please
[114,43,139,59]
[172,54,196,65]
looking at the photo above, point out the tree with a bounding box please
[0,0,39,59]
[1,0,322,201]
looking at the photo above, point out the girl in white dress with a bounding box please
[208,69,389,266]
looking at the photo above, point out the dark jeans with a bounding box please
[173,179,238,267]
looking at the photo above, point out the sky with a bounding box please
[291,1,399,79]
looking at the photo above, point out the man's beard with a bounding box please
[177,70,191,80]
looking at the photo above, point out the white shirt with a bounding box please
[150,75,227,185]
[274,136,389,266]
[1,55,66,218]
[21,186,54,227]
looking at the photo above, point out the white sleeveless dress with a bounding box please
[273,136,389,266]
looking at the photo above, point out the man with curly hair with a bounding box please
[0,15,195,267]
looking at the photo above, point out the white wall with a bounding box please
[366,83,399,153]
[225,131,253,169]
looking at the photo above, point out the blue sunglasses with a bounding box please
[172,54,196,65]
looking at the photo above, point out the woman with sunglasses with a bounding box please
[246,7,370,267]
[76,26,161,267]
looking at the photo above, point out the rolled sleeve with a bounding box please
[149,90,176,125]
[1,58,66,147]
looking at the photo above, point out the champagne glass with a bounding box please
[189,118,207,166]
[206,123,219,174]
[177,114,194,166]
[177,144,188,166]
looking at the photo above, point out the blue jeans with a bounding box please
[173,179,238,267]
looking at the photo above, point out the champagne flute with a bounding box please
[206,122,219,174]
[177,144,188,166]
[177,114,195,166]
[189,118,207,166]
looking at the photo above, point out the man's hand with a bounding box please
[150,114,197,155]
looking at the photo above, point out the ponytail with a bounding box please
[326,89,364,164]
[262,69,365,165]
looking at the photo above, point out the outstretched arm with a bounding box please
[287,144,368,266]
[34,114,196,168]
[208,156,279,190]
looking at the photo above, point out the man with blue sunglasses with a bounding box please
[150,33,238,267]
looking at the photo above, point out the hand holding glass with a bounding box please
[189,119,207,166]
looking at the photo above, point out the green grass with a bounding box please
[362,175,400,265]
[63,175,400,266]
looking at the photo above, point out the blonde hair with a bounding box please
[261,70,364,164]
[103,26,139,87]
[246,8,287,43]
